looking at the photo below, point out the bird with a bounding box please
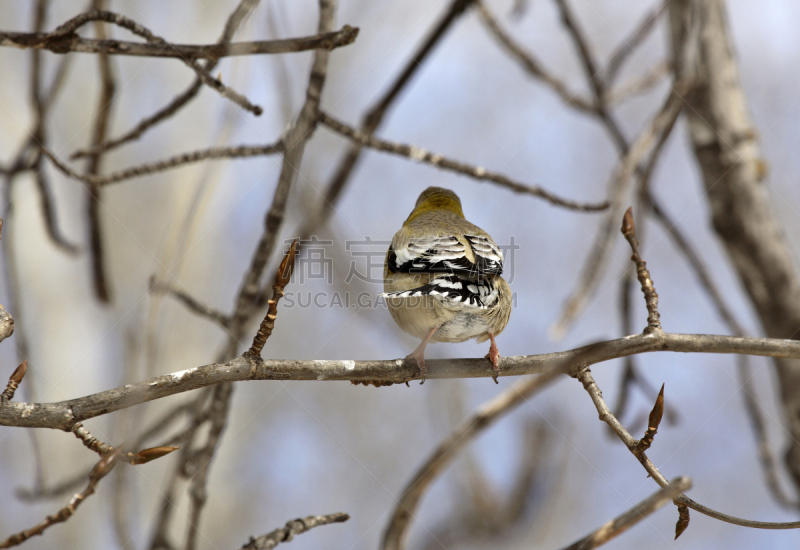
[381,186,512,384]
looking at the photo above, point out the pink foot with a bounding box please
[407,325,440,385]
[485,333,500,384]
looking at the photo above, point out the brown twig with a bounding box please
[603,1,669,88]
[319,112,609,212]
[635,383,664,453]
[40,10,262,114]
[41,141,284,186]
[0,452,120,549]
[0,26,359,60]
[577,367,800,534]
[70,0,262,160]
[647,195,799,508]
[1,361,27,402]
[560,477,691,550]
[247,239,298,356]
[621,207,662,333]
[72,421,179,463]
[476,0,595,115]
[551,83,686,338]
[149,277,231,329]
[241,513,350,550]
[85,0,116,302]
[299,0,476,242]
[382,363,569,550]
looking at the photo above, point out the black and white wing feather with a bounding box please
[387,234,503,276]
[381,275,499,310]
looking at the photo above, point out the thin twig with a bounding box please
[319,112,609,212]
[1,361,26,402]
[298,0,476,241]
[551,83,686,338]
[70,0,265,159]
[621,207,662,333]
[41,141,284,186]
[85,0,116,302]
[149,277,231,329]
[577,367,800,534]
[476,0,595,114]
[0,27,358,59]
[382,362,570,550]
[560,477,691,550]
[0,453,120,549]
[42,10,262,114]
[247,239,298,356]
[648,195,799,508]
[241,513,349,550]
[603,1,669,88]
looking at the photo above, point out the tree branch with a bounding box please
[240,513,349,550]
[318,112,609,212]
[560,477,691,550]
[4,332,800,431]
[0,26,358,59]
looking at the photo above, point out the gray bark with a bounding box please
[668,0,800,495]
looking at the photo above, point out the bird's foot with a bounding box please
[406,350,427,384]
[485,334,500,384]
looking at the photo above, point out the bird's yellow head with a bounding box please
[404,187,464,225]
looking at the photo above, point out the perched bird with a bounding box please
[381,186,512,383]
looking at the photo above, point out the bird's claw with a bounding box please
[485,336,500,384]
[405,352,427,385]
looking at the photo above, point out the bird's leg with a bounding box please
[485,332,500,384]
[407,325,439,384]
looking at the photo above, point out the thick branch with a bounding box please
[5,332,800,430]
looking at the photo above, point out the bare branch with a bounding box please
[149,277,231,329]
[319,112,609,212]
[0,452,120,549]
[85,0,116,302]
[476,1,595,115]
[553,0,605,102]
[551,82,687,338]
[70,0,262,159]
[247,239,297,356]
[16,9,263,114]
[41,141,284,186]
[621,207,662,333]
[0,26,358,59]
[382,363,569,550]
[6,332,800,430]
[577,368,800,532]
[299,0,476,241]
[603,1,668,88]
[560,477,691,550]
[241,513,349,550]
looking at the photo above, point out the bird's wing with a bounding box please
[387,234,503,276]
[381,275,499,310]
